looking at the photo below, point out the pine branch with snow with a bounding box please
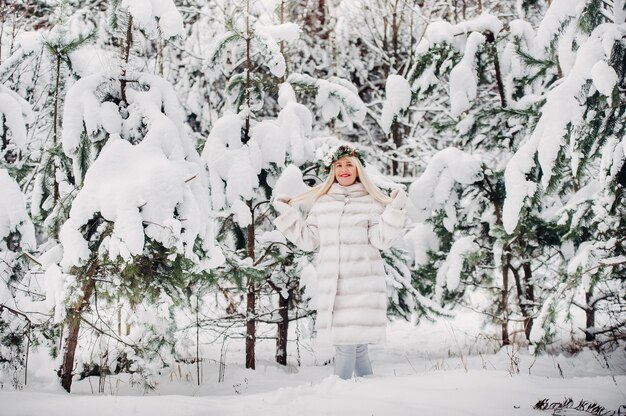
[286,73,367,126]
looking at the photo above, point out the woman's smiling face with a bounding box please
[334,157,358,186]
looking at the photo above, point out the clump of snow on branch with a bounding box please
[456,13,503,36]
[272,165,311,199]
[381,75,411,134]
[591,61,618,97]
[418,21,455,51]
[0,31,43,80]
[403,223,440,268]
[62,72,200,183]
[600,137,626,184]
[500,19,536,107]
[287,73,366,126]
[254,23,300,77]
[259,22,300,43]
[60,69,220,270]
[253,25,287,77]
[61,73,114,162]
[59,138,219,270]
[15,31,44,54]
[435,236,479,301]
[449,32,485,117]
[273,84,313,165]
[120,0,184,39]
[412,14,501,116]
[567,241,625,290]
[69,48,117,78]
[408,148,483,231]
[415,13,502,53]
[502,25,625,234]
[202,112,251,211]
[0,85,34,151]
[533,0,586,60]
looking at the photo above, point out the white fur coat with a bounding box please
[273,182,406,345]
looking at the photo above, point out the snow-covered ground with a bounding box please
[2,311,625,416]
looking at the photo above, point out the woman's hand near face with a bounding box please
[273,194,292,214]
[275,194,292,204]
[390,189,407,209]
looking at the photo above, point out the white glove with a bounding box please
[272,194,292,215]
[390,189,407,209]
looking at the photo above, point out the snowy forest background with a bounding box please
[0,0,625,396]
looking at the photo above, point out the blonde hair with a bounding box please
[289,156,392,205]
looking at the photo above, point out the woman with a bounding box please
[272,144,407,379]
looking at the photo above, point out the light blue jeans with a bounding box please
[333,344,373,379]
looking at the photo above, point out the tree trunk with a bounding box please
[276,291,290,366]
[156,34,164,77]
[243,1,256,369]
[60,261,98,393]
[585,289,596,342]
[52,53,62,204]
[245,285,256,369]
[522,261,534,341]
[245,201,256,369]
[120,14,133,104]
[512,261,534,343]
[391,1,399,71]
[391,124,402,176]
[196,297,201,385]
[390,1,403,176]
[408,7,415,74]
[279,0,286,80]
[485,31,507,108]
[501,251,511,346]
[482,175,509,346]
[242,0,252,141]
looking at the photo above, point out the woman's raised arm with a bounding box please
[368,190,407,250]
[273,197,320,252]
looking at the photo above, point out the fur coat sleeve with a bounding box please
[272,205,319,252]
[368,202,406,250]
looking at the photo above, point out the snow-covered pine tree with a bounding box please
[0,1,101,390]
[391,0,625,350]
[204,0,314,369]
[53,0,223,392]
[503,0,626,350]
[384,7,566,347]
